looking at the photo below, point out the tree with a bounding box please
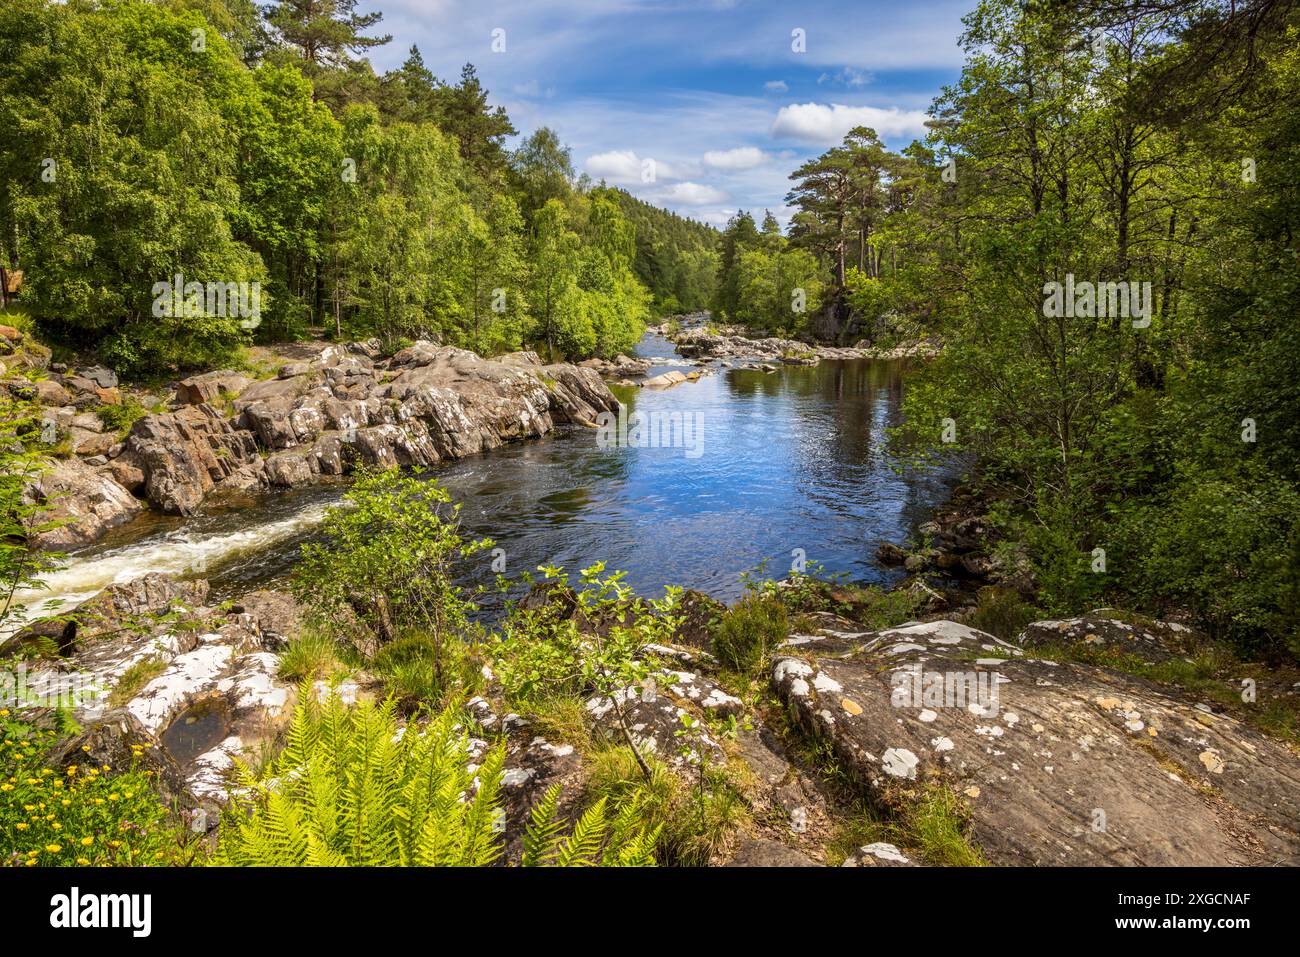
[263,0,390,71]
[0,0,267,373]
[436,64,516,181]
[511,127,575,218]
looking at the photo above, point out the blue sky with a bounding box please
[363,0,971,228]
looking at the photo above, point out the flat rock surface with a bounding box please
[772,619,1300,865]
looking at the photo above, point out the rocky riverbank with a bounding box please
[7,570,1297,865]
[10,336,618,551]
[661,323,939,367]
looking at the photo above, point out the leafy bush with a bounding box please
[710,594,788,674]
[213,690,657,866]
[1,715,194,867]
[493,564,680,707]
[293,469,492,687]
[967,587,1040,641]
[94,397,148,437]
[1111,467,1300,659]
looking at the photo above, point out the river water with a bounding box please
[19,333,954,618]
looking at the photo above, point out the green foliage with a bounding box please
[276,629,345,683]
[94,397,148,438]
[214,692,506,866]
[292,470,491,690]
[2,2,705,365]
[966,587,1040,641]
[583,745,744,866]
[520,784,659,867]
[1,716,195,866]
[0,0,266,374]
[369,633,485,713]
[492,564,680,708]
[747,0,1300,659]
[608,188,719,314]
[710,594,788,675]
[902,785,987,867]
[0,388,63,632]
[213,690,657,866]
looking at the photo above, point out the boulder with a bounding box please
[1019,614,1191,664]
[78,365,119,390]
[642,370,689,389]
[772,619,1300,865]
[71,574,210,642]
[33,379,70,406]
[20,577,298,816]
[124,405,261,513]
[541,363,619,425]
[876,542,909,566]
[725,837,820,867]
[175,370,253,405]
[23,459,144,550]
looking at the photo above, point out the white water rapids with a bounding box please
[9,500,335,628]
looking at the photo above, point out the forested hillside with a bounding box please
[0,0,714,371]
[711,0,1300,659]
[609,189,719,315]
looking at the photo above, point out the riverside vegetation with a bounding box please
[3,0,1300,868]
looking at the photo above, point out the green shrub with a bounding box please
[293,469,492,696]
[967,587,1040,641]
[94,397,148,437]
[1,715,195,867]
[276,630,345,683]
[710,594,788,674]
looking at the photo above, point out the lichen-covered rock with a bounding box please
[772,619,1300,866]
[541,363,620,425]
[841,842,916,867]
[724,836,819,867]
[40,341,619,549]
[69,573,209,642]
[16,576,298,818]
[1019,614,1192,664]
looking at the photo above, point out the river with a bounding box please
[18,331,955,619]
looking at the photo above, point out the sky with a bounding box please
[361,0,971,228]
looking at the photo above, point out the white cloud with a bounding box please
[818,67,873,88]
[584,150,693,184]
[655,182,730,206]
[763,80,789,93]
[702,147,767,170]
[585,150,644,184]
[771,103,930,145]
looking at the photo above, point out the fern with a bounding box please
[214,687,660,867]
[521,791,660,867]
